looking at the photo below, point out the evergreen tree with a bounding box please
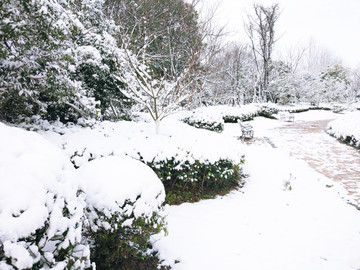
[0,0,98,123]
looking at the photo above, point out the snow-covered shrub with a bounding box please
[78,156,167,269]
[145,157,244,205]
[0,122,169,269]
[222,111,256,123]
[29,118,245,206]
[181,110,224,132]
[222,104,278,122]
[326,111,360,148]
[0,0,99,123]
[217,105,259,123]
[0,123,90,269]
[257,104,279,119]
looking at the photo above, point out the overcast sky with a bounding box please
[200,0,360,68]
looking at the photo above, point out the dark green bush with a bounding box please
[223,114,255,123]
[147,157,244,205]
[83,200,168,269]
[257,105,279,119]
[182,117,224,132]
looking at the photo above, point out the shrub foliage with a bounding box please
[147,157,245,205]
[83,202,167,269]
[182,116,224,132]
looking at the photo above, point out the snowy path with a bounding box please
[251,111,360,207]
[155,111,360,270]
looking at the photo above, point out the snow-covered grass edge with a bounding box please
[326,111,360,148]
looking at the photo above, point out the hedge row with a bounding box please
[146,157,245,205]
[182,116,224,133]
[181,104,279,132]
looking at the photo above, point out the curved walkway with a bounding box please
[260,114,360,207]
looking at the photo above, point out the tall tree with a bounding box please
[104,0,202,80]
[0,0,99,123]
[245,3,280,102]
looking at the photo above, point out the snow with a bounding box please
[0,123,87,268]
[327,111,360,147]
[35,116,244,166]
[154,115,360,269]
[78,156,165,219]
[0,121,166,268]
[2,107,360,269]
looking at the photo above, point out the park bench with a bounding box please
[238,120,254,138]
[279,112,295,122]
[332,105,344,113]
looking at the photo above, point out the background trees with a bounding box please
[0,0,359,125]
[245,3,281,102]
[105,0,202,80]
[0,0,98,123]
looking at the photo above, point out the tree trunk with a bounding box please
[155,119,160,135]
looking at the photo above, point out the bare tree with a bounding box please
[245,3,280,102]
[204,42,255,106]
[278,43,307,74]
[297,39,342,75]
[350,67,360,103]
[115,41,200,134]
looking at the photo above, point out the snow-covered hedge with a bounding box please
[180,104,279,130]
[257,104,279,119]
[79,156,166,269]
[222,105,259,123]
[181,109,224,132]
[326,111,360,148]
[147,157,243,204]
[0,123,90,269]
[25,117,245,204]
[0,123,167,269]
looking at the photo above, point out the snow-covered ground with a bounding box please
[154,110,360,270]
[327,111,360,148]
[155,146,360,270]
[1,108,360,269]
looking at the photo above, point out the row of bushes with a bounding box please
[145,157,245,205]
[181,104,279,132]
[326,112,360,149]
[182,116,224,133]
[70,150,245,206]
[13,118,246,269]
[0,121,170,269]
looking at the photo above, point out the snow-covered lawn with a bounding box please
[155,145,360,270]
[1,108,360,269]
[153,110,360,270]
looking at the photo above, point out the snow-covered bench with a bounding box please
[238,120,254,138]
[279,112,295,122]
[332,105,344,113]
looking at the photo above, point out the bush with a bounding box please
[83,204,167,269]
[257,104,279,119]
[182,116,224,132]
[0,123,90,269]
[1,123,169,269]
[78,156,168,269]
[146,157,245,205]
[222,113,255,123]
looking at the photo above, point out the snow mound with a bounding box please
[78,156,165,219]
[0,122,167,268]
[35,118,244,167]
[327,111,360,148]
[0,123,89,269]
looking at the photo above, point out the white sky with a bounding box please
[200,0,360,68]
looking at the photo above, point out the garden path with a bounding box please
[255,113,360,207]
